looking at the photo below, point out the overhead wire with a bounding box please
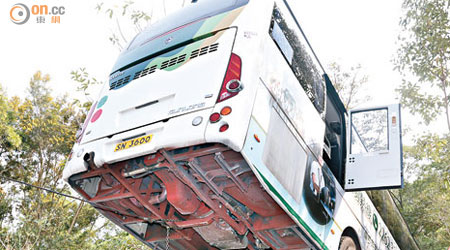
[0,176,153,222]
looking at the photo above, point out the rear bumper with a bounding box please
[63,100,250,181]
[64,108,212,181]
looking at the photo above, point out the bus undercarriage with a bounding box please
[69,143,312,249]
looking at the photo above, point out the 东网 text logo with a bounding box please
[10,3,65,25]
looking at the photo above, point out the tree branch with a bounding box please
[68,201,84,234]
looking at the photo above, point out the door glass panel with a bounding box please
[350,125,367,154]
[351,109,388,153]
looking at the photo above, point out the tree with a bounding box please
[92,222,148,250]
[70,68,147,248]
[0,85,21,172]
[391,133,450,249]
[95,0,187,51]
[329,62,419,249]
[0,72,102,249]
[95,1,151,51]
[328,62,370,110]
[394,173,450,249]
[394,1,450,249]
[1,1,186,249]
[395,0,450,131]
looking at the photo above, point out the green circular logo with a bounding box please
[373,214,379,231]
[97,96,108,109]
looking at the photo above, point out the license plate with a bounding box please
[114,134,153,152]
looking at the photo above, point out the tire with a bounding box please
[339,236,357,250]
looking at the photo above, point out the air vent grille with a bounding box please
[190,49,199,59]
[110,43,219,90]
[199,47,209,56]
[110,75,131,90]
[209,43,219,52]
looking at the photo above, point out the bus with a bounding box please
[64,0,405,249]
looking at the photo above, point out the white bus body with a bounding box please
[64,0,403,249]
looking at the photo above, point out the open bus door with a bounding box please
[344,104,403,191]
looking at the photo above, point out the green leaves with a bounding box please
[396,0,450,131]
[0,70,148,248]
[328,62,370,110]
[396,80,443,124]
[95,1,152,51]
[397,134,449,249]
[71,68,103,98]
[0,72,104,249]
[0,85,21,152]
[406,134,449,174]
[398,173,450,249]
[395,2,450,247]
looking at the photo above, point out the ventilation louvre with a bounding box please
[110,75,131,90]
[177,54,186,63]
[160,60,169,70]
[190,49,199,59]
[209,43,219,52]
[110,43,219,90]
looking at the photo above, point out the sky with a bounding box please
[2,0,439,136]
[0,0,188,100]
[1,0,402,100]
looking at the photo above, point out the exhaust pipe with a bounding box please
[148,183,167,204]
[83,152,97,169]
[123,163,161,178]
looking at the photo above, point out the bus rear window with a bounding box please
[127,0,249,52]
[111,0,248,74]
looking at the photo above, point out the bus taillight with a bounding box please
[219,123,229,132]
[217,53,242,103]
[209,112,221,123]
[220,106,232,116]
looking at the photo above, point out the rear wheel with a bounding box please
[339,236,357,250]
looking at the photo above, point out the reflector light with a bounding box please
[219,124,229,132]
[226,79,243,93]
[254,134,261,143]
[76,148,84,157]
[229,81,239,90]
[209,112,221,123]
[91,109,103,123]
[220,107,232,116]
[192,116,203,126]
[217,53,242,103]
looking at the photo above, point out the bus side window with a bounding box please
[268,3,325,116]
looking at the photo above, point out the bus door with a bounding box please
[344,104,403,191]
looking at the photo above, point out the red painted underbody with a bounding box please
[69,143,309,249]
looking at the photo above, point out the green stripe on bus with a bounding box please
[255,168,328,250]
[144,11,232,72]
